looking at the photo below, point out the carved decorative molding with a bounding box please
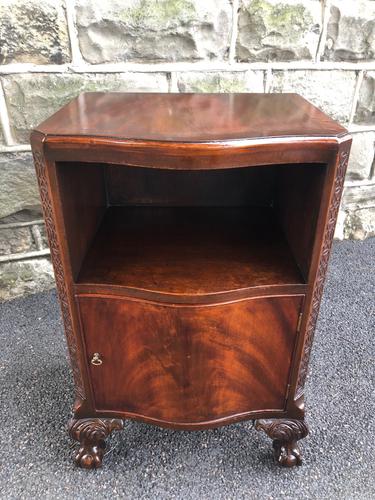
[69,418,124,469]
[255,419,309,467]
[296,148,350,399]
[33,147,85,399]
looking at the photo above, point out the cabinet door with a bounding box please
[77,295,303,425]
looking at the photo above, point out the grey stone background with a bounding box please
[0,0,374,300]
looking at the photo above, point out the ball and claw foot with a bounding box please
[255,419,309,467]
[68,418,124,469]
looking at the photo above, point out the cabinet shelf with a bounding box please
[76,206,305,299]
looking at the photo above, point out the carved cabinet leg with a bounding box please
[255,419,309,467]
[68,418,124,469]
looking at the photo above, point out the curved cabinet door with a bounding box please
[77,295,304,426]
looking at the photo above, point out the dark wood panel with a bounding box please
[77,206,305,296]
[55,162,107,280]
[276,164,326,280]
[77,295,304,424]
[107,164,275,207]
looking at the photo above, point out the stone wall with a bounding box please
[0,0,374,300]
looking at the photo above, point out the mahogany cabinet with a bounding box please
[31,93,351,469]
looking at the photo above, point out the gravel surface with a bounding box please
[0,239,374,500]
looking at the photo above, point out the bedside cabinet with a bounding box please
[31,92,351,469]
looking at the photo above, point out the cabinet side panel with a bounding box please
[55,162,107,280]
[295,144,351,399]
[78,295,303,425]
[31,134,86,400]
[276,164,326,280]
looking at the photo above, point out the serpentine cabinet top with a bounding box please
[35,92,347,143]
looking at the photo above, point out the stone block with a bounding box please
[344,207,375,239]
[0,0,71,64]
[39,224,49,248]
[177,71,265,92]
[75,0,231,63]
[271,70,356,124]
[342,183,375,208]
[2,73,169,143]
[236,0,322,62]
[323,0,375,61]
[0,226,34,255]
[0,153,40,219]
[334,208,346,240]
[354,71,375,125]
[0,208,43,223]
[346,132,375,181]
[0,258,54,301]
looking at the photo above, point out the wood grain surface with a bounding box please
[78,294,304,425]
[77,206,305,296]
[36,93,347,141]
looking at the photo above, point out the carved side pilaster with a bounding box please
[255,419,309,467]
[69,418,124,468]
[295,146,350,399]
[32,141,85,400]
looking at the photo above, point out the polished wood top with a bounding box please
[35,93,347,143]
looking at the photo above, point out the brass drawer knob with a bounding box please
[91,352,103,366]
